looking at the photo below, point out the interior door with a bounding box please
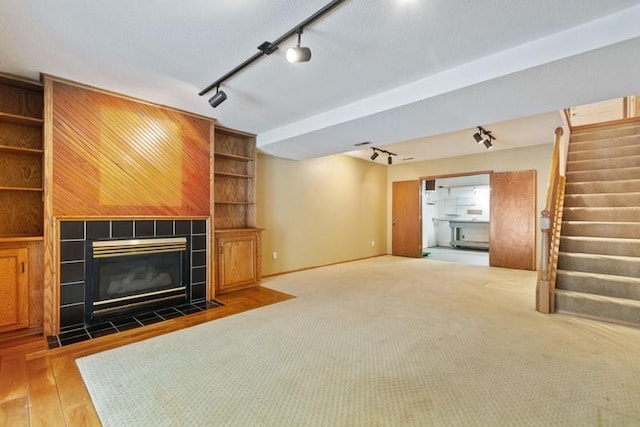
[489,170,537,270]
[392,180,422,258]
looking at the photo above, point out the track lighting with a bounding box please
[473,126,496,149]
[208,86,227,108]
[369,147,397,164]
[199,0,347,108]
[287,28,312,63]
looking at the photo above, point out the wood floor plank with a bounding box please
[28,386,66,427]
[62,401,101,427]
[51,356,93,408]
[26,356,55,392]
[0,397,29,427]
[0,354,28,404]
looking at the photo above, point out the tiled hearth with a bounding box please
[48,299,223,348]
[56,219,210,336]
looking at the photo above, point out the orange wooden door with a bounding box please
[392,180,422,258]
[489,170,537,270]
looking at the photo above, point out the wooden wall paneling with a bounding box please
[43,78,55,336]
[209,125,216,299]
[27,241,44,328]
[49,79,212,218]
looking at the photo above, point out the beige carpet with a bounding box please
[76,256,640,426]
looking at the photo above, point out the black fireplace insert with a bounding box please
[85,237,190,324]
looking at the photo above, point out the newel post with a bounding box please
[537,209,551,313]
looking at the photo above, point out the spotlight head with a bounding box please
[388,155,393,165]
[483,139,493,149]
[286,46,312,63]
[287,27,312,63]
[370,151,379,161]
[473,132,484,143]
[208,88,227,108]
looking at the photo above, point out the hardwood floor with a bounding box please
[0,286,294,426]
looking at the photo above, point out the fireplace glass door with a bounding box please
[86,237,190,323]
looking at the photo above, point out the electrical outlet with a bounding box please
[371,240,375,247]
[272,251,278,260]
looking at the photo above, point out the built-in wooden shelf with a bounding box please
[214,201,255,205]
[0,186,44,192]
[214,171,253,179]
[0,236,44,242]
[0,144,44,156]
[214,152,253,162]
[0,112,43,127]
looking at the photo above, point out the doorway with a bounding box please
[421,173,491,266]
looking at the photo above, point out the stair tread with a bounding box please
[555,289,640,308]
[564,206,640,210]
[563,221,640,225]
[559,251,640,262]
[561,235,640,242]
[567,154,640,164]
[557,269,640,284]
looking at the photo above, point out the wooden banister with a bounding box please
[536,127,565,313]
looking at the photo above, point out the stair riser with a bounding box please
[558,254,640,277]
[556,271,640,300]
[566,168,640,183]
[563,207,640,222]
[555,293,640,325]
[565,180,640,194]
[568,144,640,162]
[567,155,640,172]
[559,237,640,257]
[563,193,640,207]
[561,222,640,239]
[571,124,640,142]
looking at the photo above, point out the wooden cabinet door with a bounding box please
[0,247,29,332]
[392,180,422,257]
[489,170,537,270]
[216,231,261,292]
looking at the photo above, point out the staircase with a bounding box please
[555,120,640,326]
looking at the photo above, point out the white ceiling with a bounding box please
[2,0,640,163]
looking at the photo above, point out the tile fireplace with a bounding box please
[59,219,208,330]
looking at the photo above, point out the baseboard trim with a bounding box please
[262,254,387,278]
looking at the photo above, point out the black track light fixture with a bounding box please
[369,147,397,164]
[473,126,496,149]
[287,28,312,63]
[208,86,227,108]
[199,0,348,108]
